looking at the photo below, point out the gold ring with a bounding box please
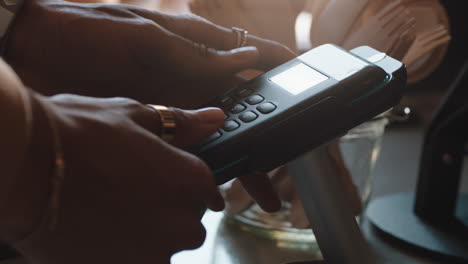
[146,105,176,142]
[232,27,248,48]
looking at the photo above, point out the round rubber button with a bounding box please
[245,95,264,105]
[239,111,258,123]
[223,120,240,132]
[229,104,246,114]
[257,102,277,114]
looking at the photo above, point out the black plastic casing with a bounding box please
[190,45,406,185]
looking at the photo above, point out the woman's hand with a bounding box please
[189,0,306,51]
[5,0,295,108]
[3,92,229,264]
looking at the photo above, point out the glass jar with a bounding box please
[224,115,390,250]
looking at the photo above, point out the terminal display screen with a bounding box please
[269,63,329,95]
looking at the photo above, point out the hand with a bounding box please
[5,0,295,108]
[223,140,362,228]
[189,0,306,51]
[4,93,227,264]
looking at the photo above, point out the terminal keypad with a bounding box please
[207,88,277,144]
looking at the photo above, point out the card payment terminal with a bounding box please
[191,44,406,185]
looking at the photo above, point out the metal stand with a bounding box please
[367,193,468,262]
[287,145,376,264]
[367,52,468,262]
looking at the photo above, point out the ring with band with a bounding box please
[147,105,176,142]
[232,27,248,48]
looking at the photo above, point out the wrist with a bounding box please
[0,92,54,243]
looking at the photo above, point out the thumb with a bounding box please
[169,107,225,147]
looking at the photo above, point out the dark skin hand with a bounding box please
[5,0,286,214]
[0,57,279,263]
[5,0,295,108]
[4,91,226,264]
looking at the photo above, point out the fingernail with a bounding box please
[233,46,258,53]
[195,107,225,124]
[231,46,259,58]
[218,46,258,59]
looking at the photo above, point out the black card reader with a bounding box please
[191,44,406,185]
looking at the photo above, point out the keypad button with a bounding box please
[219,96,234,107]
[229,103,246,114]
[201,131,222,144]
[257,102,277,114]
[239,111,258,123]
[246,95,264,105]
[223,120,240,132]
[236,88,253,98]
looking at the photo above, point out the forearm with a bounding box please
[0,59,52,242]
[0,59,31,206]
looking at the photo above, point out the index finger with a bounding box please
[131,11,296,70]
[177,14,297,70]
